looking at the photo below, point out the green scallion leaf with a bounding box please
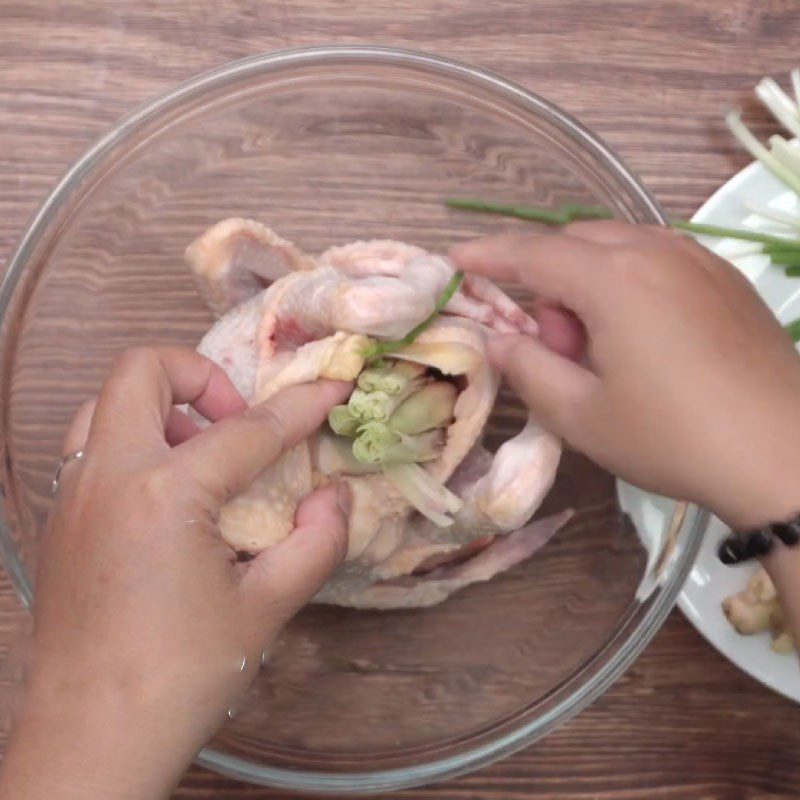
[672,221,800,250]
[785,317,800,342]
[774,252,800,267]
[445,198,613,225]
[363,271,464,361]
[764,242,800,255]
[442,194,800,344]
[559,203,615,220]
[445,197,800,254]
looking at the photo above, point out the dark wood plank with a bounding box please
[1,1,800,798]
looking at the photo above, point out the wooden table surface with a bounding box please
[2,1,800,797]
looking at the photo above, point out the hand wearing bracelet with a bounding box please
[719,518,800,565]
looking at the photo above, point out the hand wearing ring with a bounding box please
[6,346,352,799]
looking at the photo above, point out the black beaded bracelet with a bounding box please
[718,518,800,565]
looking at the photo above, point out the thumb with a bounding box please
[240,482,350,626]
[489,334,597,438]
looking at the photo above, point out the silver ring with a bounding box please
[52,450,85,493]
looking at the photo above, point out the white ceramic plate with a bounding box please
[622,154,800,702]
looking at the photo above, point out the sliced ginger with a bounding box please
[722,567,795,652]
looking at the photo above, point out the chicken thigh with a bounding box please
[187,219,568,608]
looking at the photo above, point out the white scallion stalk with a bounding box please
[769,136,800,176]
[357,361,426,394]
[726,110,800,195]
[756,78,800,140]
[744,199,800,229]
[348,388,393,423]
[388,382,458,435]
[399,463,462,515]
[352,424,444,465]
[792,68,800,108]
[328,405,361,437]
[384,430,444,464]
[383,462,463,527]
[712,238,765,260]
[348,376,429,423]
[316,432,381,476]
[352,422,400,463]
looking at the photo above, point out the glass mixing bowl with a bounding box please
[0,46,704,793]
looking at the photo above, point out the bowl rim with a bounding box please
[0,44,703,794]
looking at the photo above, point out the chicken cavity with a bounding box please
[186,219,566,608]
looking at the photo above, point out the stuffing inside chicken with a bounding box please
[185,218,569,609]
[722,567,794,653]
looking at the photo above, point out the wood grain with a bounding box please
[2,1,800,798]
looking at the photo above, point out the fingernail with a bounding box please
[336,481,352,516]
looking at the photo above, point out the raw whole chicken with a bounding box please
[185,218,569,609]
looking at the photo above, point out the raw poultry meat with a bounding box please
[185,218,569,608]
